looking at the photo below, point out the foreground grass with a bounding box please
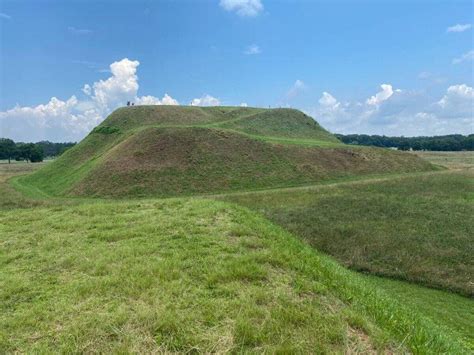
[0,198,466,353]
[223,170,474,296]
[366,275,474,350]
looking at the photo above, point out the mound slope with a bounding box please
[0,198,464,352]
[20,106,435,198]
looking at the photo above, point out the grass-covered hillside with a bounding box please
[17,106,434,198]
[0,197,466,353]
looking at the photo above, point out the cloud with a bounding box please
[244,44,261,55]
[87,58,140,113]
[452,50,474,64]
[82,84,92,96]
[0,12,11,20]
[0,96,101,142]
[190,94,221,106]
[68,26,93,35]
[308,83,473,136]
[315,92,352,125]
[366,84,401,106]
[240,102,248,107]
[446,24,472,33]
[135,94,179,106]
[0,58,179,142]
[286,80,307,99]
[219,0,263,17]
[319,92,339,109]
[435,84,474,117]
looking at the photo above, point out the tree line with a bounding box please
[335,134,473,151]
[0,139,76,163]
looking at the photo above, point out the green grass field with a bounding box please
[0,194,466,353]
[222,169,474,296]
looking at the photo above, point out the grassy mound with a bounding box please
[223,170,474,297]
[219,108,341,142]
[18,105,435,198]
[0,198,465,353]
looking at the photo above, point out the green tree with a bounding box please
[14,143,44,163]
[29,145,44,163]
[0,138,16,163]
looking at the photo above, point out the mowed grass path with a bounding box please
[223,169,474,296]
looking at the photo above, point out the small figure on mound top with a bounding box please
[127,101,131,106]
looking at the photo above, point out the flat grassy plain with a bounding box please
[412,150,474,169]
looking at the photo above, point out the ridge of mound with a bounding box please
[18,106,436,198]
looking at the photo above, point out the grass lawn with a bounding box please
[366,275,474,350]
[222,170,474,296]
[1,197,466,353]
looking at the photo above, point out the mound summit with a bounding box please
[21,106,434,197]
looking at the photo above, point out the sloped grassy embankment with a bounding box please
[0,197,466,353]
[223,169,474,297]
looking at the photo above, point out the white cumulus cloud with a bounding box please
[135,94,179,106]
[308,83,473,136]
[366,84,401,106]
[0,96,101,142]
[446,24,472,33]
[220,0,263,17]
[0,58,179,142]
[190,94,221,106]
[435,84,474,118]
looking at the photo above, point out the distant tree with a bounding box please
[0,138,16,163]
[35,141,76,157]
[398,141,410,151]
[29,145,44,162]
[14,143,44,163]
[336,134,473,151]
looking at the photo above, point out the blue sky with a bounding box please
[0,0,473,141]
